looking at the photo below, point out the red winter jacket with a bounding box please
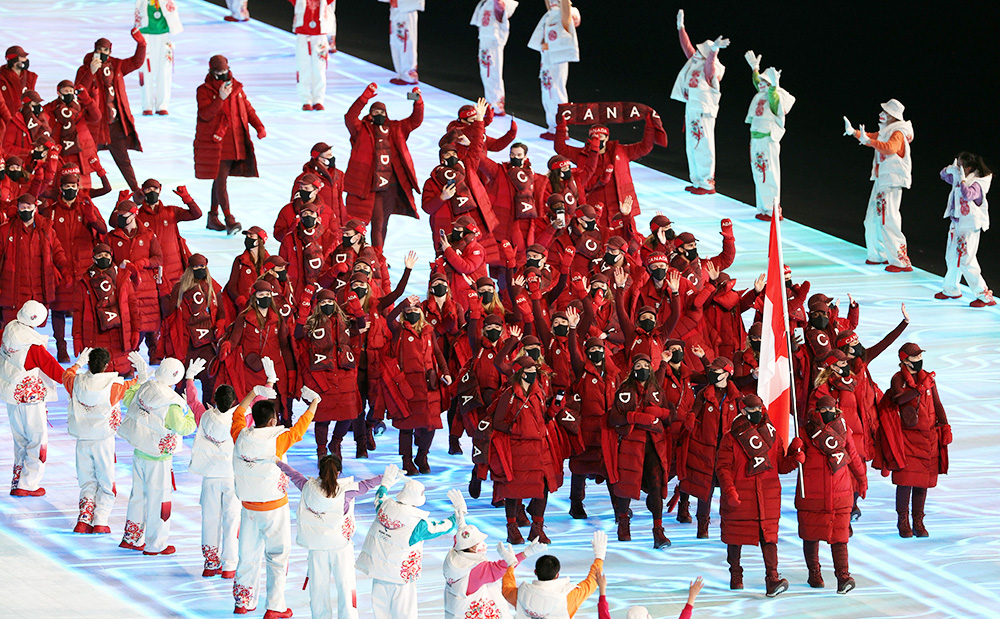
[678,382,742,502]
[43,92,102,181]
[216,307,296,401]
[40,195,107,312]
[295,311,361,423]
[163,277,225,361]
[293,161,346,232]
[107,226,162,332]
[568,329,622,479]
[479,157,547,243]
[888,368,949,489]
[0,216,68,309]
[703,287,758,362]
[279,224,328,294]
[387,312,447,431]
[75,43,145,150]
[0,66,38,125]
[74,264,138,374]
[609,369,674,500]
[136,199,200,294]
[273,197,338,248]
[223,249,269,320]
[489,380,559,500]
[1,104,50,160]
[194,75,263,179]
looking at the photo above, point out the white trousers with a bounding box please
[296,34,330,105]
[685,107,716,189]
[864,184,910,267]
[371,579,417,619]
[227,0,249,20]
[75,436,116,526]
[479,40,506,113]
[140,33,173,112]
[307,547,359,619]
[540,57,569,133]
[943,225,991,300]
[122,456,173,552]
[389,9,418,83]
[7,402,47,491]
[234,505,291,612]
[750,136,781,214]
[200,476,241,571]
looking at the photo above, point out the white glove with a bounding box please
[497,542,519,568]
[261,356,279,384]
[744,50,761,71]
[676,9,684,30]
[448,488,468,515]
[592,530,608,560]
[253,385,277,399]
[843,116,855,136]
[186,357,207,380]
[300,385,322,404]
[523,539,548,558]
[858,125,871,145]
[128,351,149,382]
[74,347,93,368]
[763,67,780,88]
[948,159,963,184]
[712,36,730,50]
[381,463,402,489]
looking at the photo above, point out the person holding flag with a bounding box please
[757,208,795,449]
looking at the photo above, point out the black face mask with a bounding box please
[61,187,78,201]
[509,157,523,167]
[31,149,45,160]
[684,248,698,261]
[213,71,230,81]
[560,169,572,181]
[707,371,723,386]
[483,328,502,342]
[144,191,159,204]
[662,228,676,241]
[342,235,355,246]
[320,304,337,316]
[431,284,448,297]
[633,368,650,382]
[603,252,617,266]
[587,350,604,365]
[301,215,317,229]
[193,268,208,280]
[318,155,334,168]
[255,296,272,309]
[650,267,667,281]
[17,209,33,222]
[670,349,684,364]
[833,364,849,377]
[820,409,837,424]
[95,256,112,269]
[7,169,25,181]
[371,114,387,126]
[908,360,923,374]
[583,220,596,232]
[61,93,75,105]
[479,291,494,304]
[809,314,830,330]
[553,324,569,337]
[522,371,538,385]
[784,278,794,288]
[275,270,288,282]
[99,52,109,63]
[403,312,421,324]
[297,189,312,202]
[18,59,30,70]
[351,286,367,297]
[244,237,257,251]
[746,408,763,424]
[444,155,459,168]
[852,343,866,358]
[638,318,656,333]
[449,230,464,243]
[749,339,761,353]
[31,104,43,116]
[526,257,542,269]
[526,348,541,361]
[591,288,605,298]
[117,214,130,229]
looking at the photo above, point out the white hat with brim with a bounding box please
[881,99,905,121]
[453,524,488,551]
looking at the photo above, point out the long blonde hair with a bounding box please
[400,305,430,334]
[175,266,216,309]
[814,366,839,388]
[305,300,348,334]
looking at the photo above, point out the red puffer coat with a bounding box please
[136,199,200,294]
[886,368,950,489]
[163,278,225,362]
[0,216,68,311]
[223,249,269,320]
[279,224,328,294]
[810,376,865,459]
[41,195,107,312]
[678,382,742,502]
[215,307,296,403]
[43,91,102,184]
[194,75,263,179]
[716,414,798,545]
[610,372,674,500]
[0,66,38,122]
[389,318,447,431]
[293,161,346,233]
[74,264,138,374]
[796,412,866,543]
[75,44,145,150]
[107,226,162,332]
[702,286,758,363]
[295,312,360,423]
[273,197,338,249]
[567,331,622,479]
[489,380,559,500]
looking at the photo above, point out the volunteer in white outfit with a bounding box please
[185,358,240,578]
[0,301,66,497]
[380,0,424,85]
[671,9,727,195]
[230,359,318,618]
[528,0,580,139]
[135,0,183,115]
[63,347,144,534]
[278,458,388,619]
[501,530,607,618]
[844,99,915,272]
[744,51,795,221]
[357,473,464,619]
[471,0,517,115]
[117,356,195,555]
[936,153,994,307]
[225,0,250,22]
[443,509,544,619]
[292,0,336,111]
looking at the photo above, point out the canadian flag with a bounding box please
[757,211,794,446]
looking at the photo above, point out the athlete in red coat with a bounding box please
[222,226,269,320]
[73,243,138,375]
[278,206,329,295]
[717,395,801,596]
[274,172,336,249]
[669,221,735,292]
[702,272,763,362]
[343,83,422,248]
[479,141,548,257]
[1,46,38,141]
[0,194,68,326]
[74,31,146,195]
[1,90,51,161]
[193,55,265,235]
[164,254,225,405]
[292,142,346,233]
[136,181,201,306]
[107,200,163,359]
[660,338,701,523]
[43,81,103,188]
[796,398,867,594]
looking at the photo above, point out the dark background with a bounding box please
[211,0,999,283]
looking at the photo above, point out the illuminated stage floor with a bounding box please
[1,1,998,617]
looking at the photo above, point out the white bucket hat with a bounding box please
[396,478,426,507]
[154,358,185,386]
[881,99,905,121]
[16,300,47,328]
[453,524,488,551]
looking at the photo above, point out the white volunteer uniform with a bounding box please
[380,0,424,84]
[443,549,511,619]
[118,379,188,552]
[0,320,59,492]
[68,370,124,526]
[135,0,183,113]
[745,76,795,215]
[514,577,575,619]
[472,0,518,114]
[227,0,249,20]
[189,405,239,571]
[528,1,579,133]
[357,495,431,619]
[863,120,914,267]
[670,39,724,190]
[233,425,293,612]
[943,173,992,300]
[293,0,336,106]
[296,476,360,619]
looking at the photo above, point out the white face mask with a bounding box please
[470,541,487,554]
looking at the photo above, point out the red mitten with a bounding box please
[724,487,741,507]
[499,240,517,268]
[467,291,483,319]
[218,341,232,359]
[720,218,734,238]
[857,476,868,499]
[117,189,133,204]
[344,291,364,317]
[788,437,803,452]
[514,294,533,322]
[938,423,953,446]
[364,82,378,99]
[794,450,806,464]
[131,27,146,44]
[526,277,541,296]
[173,185,192,202]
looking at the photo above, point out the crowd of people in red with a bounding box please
[0,33,953,605]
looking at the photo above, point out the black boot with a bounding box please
[415,450,431,475]
[468,468,482,499]
[206,212,226,231]
[448,436,463,455]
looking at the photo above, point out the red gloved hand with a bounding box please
[218,341,232,358]
[938,423,953,446]
[118,189,133,204]
[588,135,602,150]
[257,127,267,139]
[173,185,192,202]
[526,277,541,295]
[76,87,91,103]
[510,119,518,134]
[131,27,145,44]
[514,294,532,321]
[788,437,803,452]
[499,240,516,268]
[720,218,734,238]
[857,476,868,499]
[344,291,364,317]
[411,86,421,98]
[724,487,741,507]
[794,449,806,464]
[467,291,482,319]
[364,83,378,99]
